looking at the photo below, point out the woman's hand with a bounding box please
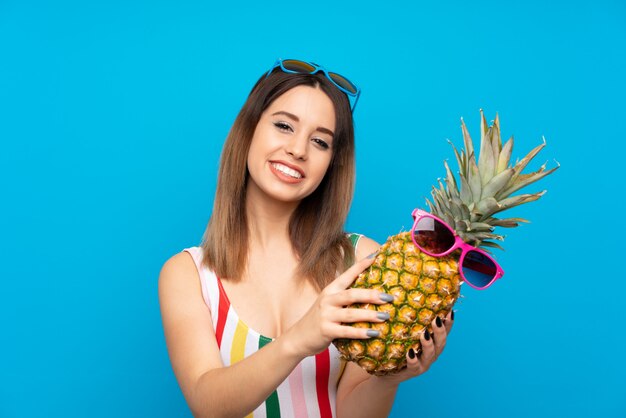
[284,252,392,358]
[378,310,455,385]
[335,306,455,418]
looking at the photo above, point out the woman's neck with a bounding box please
[245,182,298,250]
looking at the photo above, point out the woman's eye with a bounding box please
[273,121,292,132]
[313,138,330,150]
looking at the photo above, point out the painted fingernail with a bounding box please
[451,310,455,320]
[436,316,442,328]
[367,251,379,259]
[376,312,390,320]
[366,329,380,338]
[379,293,394,303]
[424,329,431,341]
[408,348,415,359]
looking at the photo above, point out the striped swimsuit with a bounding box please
[183,237,362,418]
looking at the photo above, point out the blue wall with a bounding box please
[1,1,624,416]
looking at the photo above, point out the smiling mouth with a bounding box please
[271,162,304,179]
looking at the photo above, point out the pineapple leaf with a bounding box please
[480,241,505,251]
[468,222,495,232]
[450,197,465,220]
[455,219,471,232]
[491,114,502,173]
[478,115,496,186]
[443,162,461,200]
[439,171,461,200]
[475,197,501,220]
[484,217,530,228]
[494,191,546,214]
[460,202,471,220]
[426,198,437,214]
[461,117,475,165]
[459,172,473,205]
[507,137,548,186]
[480,109,489,143]
[497,136,514,173]
[481,168,515,200]
[471,231,503,241]
[497,163,560,199]
[447,139,466,175]
[442,212,456,229]
[431,186,449,215]
[467,158,482,203]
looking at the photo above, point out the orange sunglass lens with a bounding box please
[329,72,357,94]
[282,60,316,73]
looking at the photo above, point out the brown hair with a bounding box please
[200,69,356,290]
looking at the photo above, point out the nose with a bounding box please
[285,133,308,161]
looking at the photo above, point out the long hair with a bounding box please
[201,68,356,290]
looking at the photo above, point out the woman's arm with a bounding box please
[159,252,300,417]
[336,236,454,418]
[159,250,389,418]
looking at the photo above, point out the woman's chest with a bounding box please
[220,275,319,339]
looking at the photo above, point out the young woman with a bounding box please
[158,59,454,418]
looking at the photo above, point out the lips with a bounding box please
[269,160,305,183]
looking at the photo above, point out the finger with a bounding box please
[431,316,447,355]
[326,251,379,292]
[444,310,455,333]
[419,328,436,362]
[333,323,383,340]
[406,345,422,366]
[329,288,393,307]
[404,345,426,376]
[334,307,390,324]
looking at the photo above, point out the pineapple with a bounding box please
[334,110,559,375]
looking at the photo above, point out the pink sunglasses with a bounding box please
[410,209,505,290]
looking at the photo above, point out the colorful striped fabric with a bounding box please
[183,239,362,418]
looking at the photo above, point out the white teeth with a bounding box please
[272,163,302,179]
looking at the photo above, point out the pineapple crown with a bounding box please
[426,110,559,252]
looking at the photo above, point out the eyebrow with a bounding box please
[271,111,335,138]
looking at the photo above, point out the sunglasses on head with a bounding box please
[265,58,361,112]
[410,209,505,290]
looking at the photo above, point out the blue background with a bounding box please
[1,0,625,417]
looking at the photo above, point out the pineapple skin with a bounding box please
[333,232,461,376]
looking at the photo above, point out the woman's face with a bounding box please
[247,85,336,205]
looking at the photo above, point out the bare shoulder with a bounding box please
[158,251,199,293]
[158,249,208,337]
[158,249,206,334]
[158,250,223,405]
[354,235,382,260]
